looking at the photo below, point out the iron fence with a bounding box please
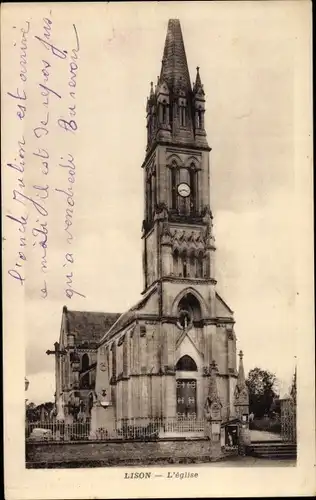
[26,416,206,442]
[26,420,91,441]
[115,416,206,440]
[280,398,296,443]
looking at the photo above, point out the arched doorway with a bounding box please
[80,353,90,389]
[175,355,198,419]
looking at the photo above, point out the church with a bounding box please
[51,19,249,439]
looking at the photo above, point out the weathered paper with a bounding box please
[2,1,314,498]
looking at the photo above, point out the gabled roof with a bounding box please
[101,309,137,343]
[64,307,121,346]
[99,283,160,344]
[215,292,234,315]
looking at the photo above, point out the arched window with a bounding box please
[147,176,152,222]
[197,253,204,278]
[147,172,156,222]
[181,251,188,278]
[189,252,195,278]
[147,114,152,144]
[178,293,202,322]
[197,109,202,129]
[152,173,157,212]
[161,101,168,124]
[176,355,197,371]
[205,254,210,277]
[180,105,186,127]
[80,353,90,389]
[123,337,128,375]
[151,111,156,136]
[173,248,179,275]
[111,343,116,380]
[171,167,177,210]
[190,168,197,212]
[183,259,187,278]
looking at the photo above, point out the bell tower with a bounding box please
[91,17,240,431]
[63,18,242,435]
[142,19,216,295]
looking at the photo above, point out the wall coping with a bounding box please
[26,436,209,446]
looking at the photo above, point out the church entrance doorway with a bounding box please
[176,379,197,418]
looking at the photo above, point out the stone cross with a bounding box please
[46,342,67,358]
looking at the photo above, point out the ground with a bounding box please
[250,429,282,441]
[194,456,296,467]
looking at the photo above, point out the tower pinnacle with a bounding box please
[237,350,246,389]
[193,66,203,93]
[150,81,154,99]
[208,360,220,401]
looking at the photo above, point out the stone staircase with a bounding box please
[246,440,297,460]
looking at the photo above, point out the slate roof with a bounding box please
[64,308,121,347]
[99,284,160,343]
[160,19,192,93]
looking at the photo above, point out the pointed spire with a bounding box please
[160,19,191,93]
[193,66,204,95]
[234,350,249,413]
[237,350,246,389]
[195,66,202,87]
[147,81,155,113]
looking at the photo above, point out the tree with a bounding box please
[270,395,281,417]
[246,367,278,418]
[26,401,55,422]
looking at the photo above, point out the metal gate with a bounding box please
[280,397,296,442]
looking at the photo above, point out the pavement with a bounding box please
[195,456,296,467]
[121,456,296,468]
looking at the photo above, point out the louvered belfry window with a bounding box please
[171,167,177,209]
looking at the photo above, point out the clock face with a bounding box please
[177,182,191,198]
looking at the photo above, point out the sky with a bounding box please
[3,2,308,405]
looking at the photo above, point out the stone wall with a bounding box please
[26,437,222,467]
